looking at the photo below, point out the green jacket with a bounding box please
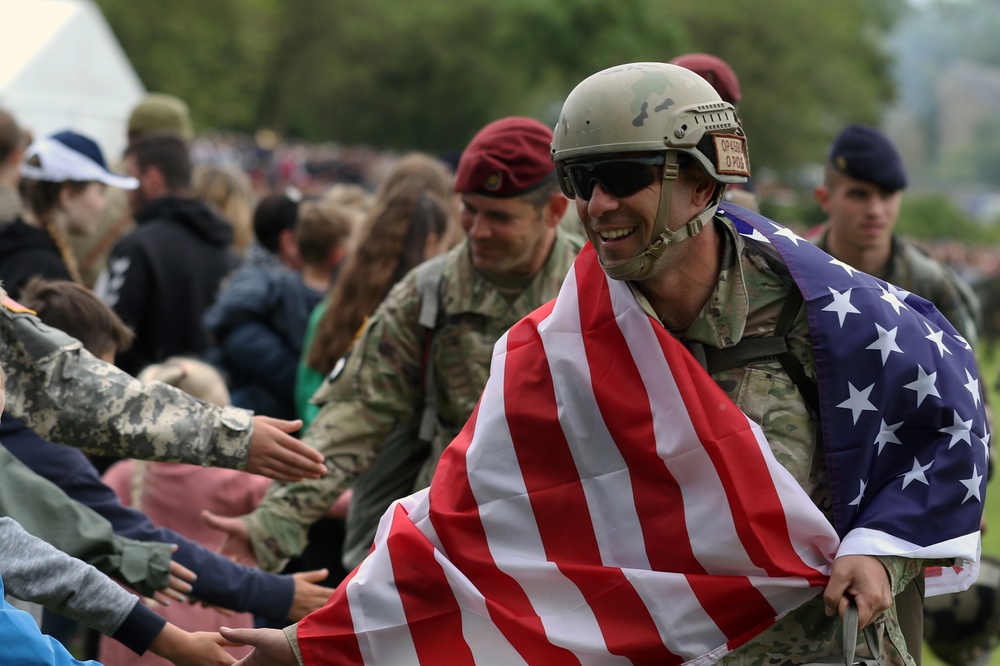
[0,444,171,596]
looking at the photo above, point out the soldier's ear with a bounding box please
[544,193,570,229]
[814,185,831,213]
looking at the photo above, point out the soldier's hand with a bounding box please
[202,510,259,568]
[222,626,297,666]
[823,554,892,629]
[288,569,335,621]
[247,416,326,481]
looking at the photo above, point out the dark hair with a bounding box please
[253,194,299,254]
[19,278,134,358]
[124,132,192,192]
[307,185,451,374]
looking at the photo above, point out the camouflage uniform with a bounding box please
[246,230,583,571]
[0,289,254,468]
[813,226,981,347]
[632,217,920,666]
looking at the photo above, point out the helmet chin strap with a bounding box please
[601,152,722,282]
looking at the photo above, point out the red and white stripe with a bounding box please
[298,246,841,665]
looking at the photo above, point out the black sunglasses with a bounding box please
[559,155,665,200]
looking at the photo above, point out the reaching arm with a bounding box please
[0,293,324,480]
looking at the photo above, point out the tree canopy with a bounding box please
[97,0,904,175]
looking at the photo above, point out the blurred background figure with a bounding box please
[0,108,30,226]
[203,198,357,421]
[69,93,195,288]
[192,163,257,259]
[0,130,138,297]
[95,132,238,378]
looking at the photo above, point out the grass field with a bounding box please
[922,343,1000,666]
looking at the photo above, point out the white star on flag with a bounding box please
[904,365,940,407]
[924,323,952,358]
[901,457,933,490]
[984,432,992,467]
[823,287,860,327]
[874,419,903,455]
[964,369,981,408]
[940,410,973,448]
[960,466,983,504]
[954,335,972,351]
[879,287,906,316]
[837,382,878,424]
[772,225,804,246]
[829,258,858,277]
[849,479,866,506]
[887,282,912,302]
[866,324,903,365]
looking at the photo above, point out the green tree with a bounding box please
[96,0,902,172]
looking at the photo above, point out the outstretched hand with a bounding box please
[247,416,326,481]
[288,569,335,621]
[202,510,259,568]
[222,626,297,666]
[150,622,238,666]
[150,545,196,606]
[823,554,892,629]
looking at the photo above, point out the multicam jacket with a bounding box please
[246,230,583,571]
[632,217,918,666]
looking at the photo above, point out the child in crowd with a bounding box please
[101,357,272,666]
[202,199,357,420]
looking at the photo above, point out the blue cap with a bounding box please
[21,130,137,189]
[828,124,907,192]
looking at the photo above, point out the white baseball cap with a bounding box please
[21,131,138,190]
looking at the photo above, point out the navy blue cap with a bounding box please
[828,124,906,192]
[51,130,108,169]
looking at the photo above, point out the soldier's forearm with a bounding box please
[246,467,353,572]
[1,303,254,467]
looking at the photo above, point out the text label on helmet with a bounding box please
[712,134,750,178]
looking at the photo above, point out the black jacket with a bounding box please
[0,219,73,298]
[97,196,238,376]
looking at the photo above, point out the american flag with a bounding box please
[719,202,985,595]
[295,208,984,665]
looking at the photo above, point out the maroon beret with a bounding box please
[669,53,742,105]
[454,116,555,197]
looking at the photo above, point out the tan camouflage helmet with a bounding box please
[551,62,749,280]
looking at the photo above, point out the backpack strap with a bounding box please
[414,255,449,442]
[687,237,821,419]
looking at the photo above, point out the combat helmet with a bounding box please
[551,62,749,281]
[925,556,1000,666]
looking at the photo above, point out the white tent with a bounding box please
[0,0,145,161]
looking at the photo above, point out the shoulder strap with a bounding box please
[690,237,821,418]
[415,255,449,441]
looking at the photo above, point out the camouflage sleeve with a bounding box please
[246,278,426,571]
[0,445,172,596]
[285,623,304,666]
[875,554,924,596]
[0,295,253,469]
